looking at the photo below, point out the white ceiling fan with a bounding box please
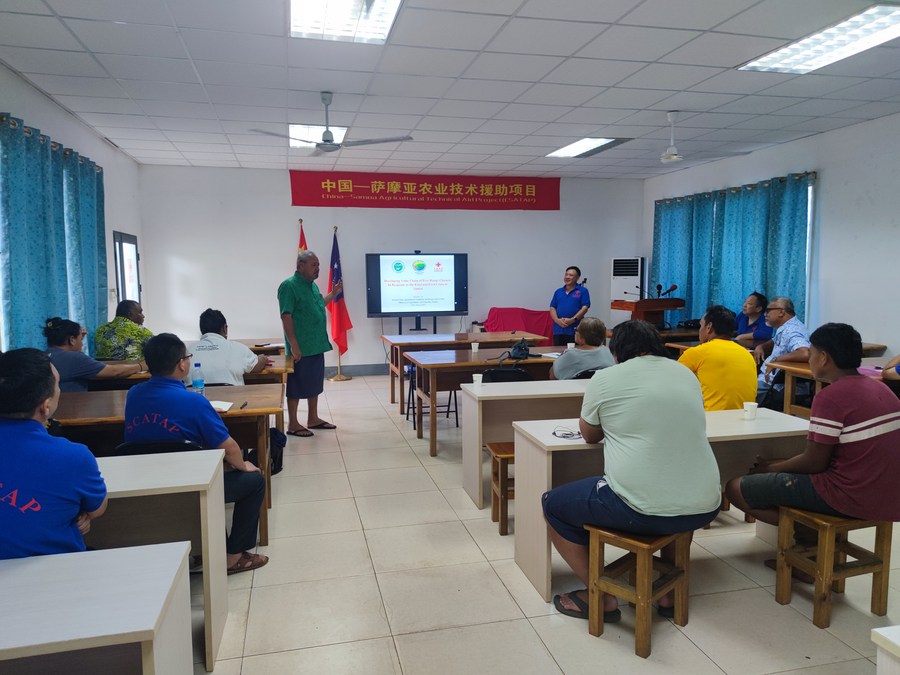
[660,111,684,164]
[252,91,413,154]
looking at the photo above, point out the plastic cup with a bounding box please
[472,373,483,385]
[567,343,576,351]
[743,401,758,420]
[471,342,480,352]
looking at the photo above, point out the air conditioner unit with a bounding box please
[609,257,646,328]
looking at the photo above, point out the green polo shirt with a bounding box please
[277,272,332,357]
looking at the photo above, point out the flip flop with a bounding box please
[286,428,314,437]
[553,590,621,623]
[227,551,269,575]
[308,422,337,430]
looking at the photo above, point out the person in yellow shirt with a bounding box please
[678,305,757,410]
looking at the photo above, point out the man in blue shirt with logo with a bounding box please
[0,349,107,559]
[753,296,811,407]
[124,333,268,574]
[550,265,590,347]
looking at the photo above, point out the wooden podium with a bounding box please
[611,298,685,326]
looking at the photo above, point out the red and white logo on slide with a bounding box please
[434,262,443,272]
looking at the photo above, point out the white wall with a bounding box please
[138,168,644,366]
[1,63,142,312]
[642,112,900,356]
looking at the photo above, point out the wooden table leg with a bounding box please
[256,416,269,546]
[398,349,406,414]
[429,370,438,456]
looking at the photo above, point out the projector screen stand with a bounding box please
[399,315,437,334]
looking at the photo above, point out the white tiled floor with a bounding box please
[194,374,895,674]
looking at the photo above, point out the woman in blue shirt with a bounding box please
[735,292,773,342]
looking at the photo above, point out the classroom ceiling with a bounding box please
[2,0,900,178]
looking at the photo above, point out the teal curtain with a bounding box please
[0,113,107,351]
[651,173,814,324]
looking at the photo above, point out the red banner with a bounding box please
[290,170,559,210]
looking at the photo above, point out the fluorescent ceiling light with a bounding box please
[546,138,629,158]
[291,0,402,44]
[740,4,900,74]
[288,124,347,148]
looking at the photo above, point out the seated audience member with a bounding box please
[44,317,145,392]
[94,300,154,360]
[677,305,757,410]
[548,316,614,380]
[543,320,721,621]
[883,353,900,381]
[725,323,900,574]
[0,349,107,559]
[124,333,268,574]
[190,309,267,386]
[735,292,773,342]
[753,296,810,405]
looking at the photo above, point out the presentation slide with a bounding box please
[379,255,456,313]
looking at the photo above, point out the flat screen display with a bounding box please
[365,253,468,317]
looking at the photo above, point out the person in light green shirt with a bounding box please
[543,320,721,623]
[93,300,154,360]
[278,251,341,437]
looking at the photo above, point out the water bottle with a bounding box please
[191,363,205,397]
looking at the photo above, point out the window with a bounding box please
[113,231,141,304]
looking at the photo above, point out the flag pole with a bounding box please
[328,224,352,382]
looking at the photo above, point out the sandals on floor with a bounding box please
[553,590,621,623]
[308,422,336,430]
[286,428,314,437]
[227,551,269,575]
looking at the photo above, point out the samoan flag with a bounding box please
[327,230,353,354]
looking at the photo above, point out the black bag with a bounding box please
[245,427,286,475]
[509,338,530,360]
[678,319,701,329]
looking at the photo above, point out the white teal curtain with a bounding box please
[651,172,815,324]
[0,113,107,351]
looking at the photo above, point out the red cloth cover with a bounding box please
[483,307,553,346]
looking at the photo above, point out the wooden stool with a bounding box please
[584,525,692,658]
[486,441,515,535]
[775,507,892,629]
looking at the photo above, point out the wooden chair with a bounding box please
[405,365,458,430]
[486,441,515,535]
[775,506,892,628]
[584,525,692,658]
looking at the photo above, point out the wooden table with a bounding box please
[53,383,283,545]
[459,379,591,508]
[764,356,885,419]
[91,450,226,672]
[405,346,556,456]
[381,331,547,414]
[667,340,886,356]
[513,410,810,601]
[89,354,293,390]
[234,338,285,355]
[0,542,192,675]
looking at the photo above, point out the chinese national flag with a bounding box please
[297,220,308,253]
[327,230,353,355]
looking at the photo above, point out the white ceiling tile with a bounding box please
[54,95,144,114]
[182,29,287,66]
[651,91,743,111]
[390,9,507,50]
[620,0,756,30]
[542,58,645,87]
[464,53,563,81]
[149,117,225,132]
[815,47,900,79]
[446,143,506,154]
[661,33,788,68]
[693,127,763,141]
[617,64,725,90]
[476,119,544,134]
[96,127,168,141]
[826,79,900,101]
[583,88,674,109]
[139,100,218,118]
[196,61,287,88]
[463,132,526,144]
[360,96,435,115]
[288,68,373,94]
[116,139,176,151]
[553,108,634,125]
[286,40,381,71]
[0,14,82,50]
[216,104,287,122]
[2,0,52,13]
[76,112,155,128]
[25,73,127,97]
[415,116,483,132]
[379,46,476,78]
[443,79,531,102]
[239,161,287,168]
[834,101,900,119]
[678,112,755,128]
[770,98,862,117]
[427,100,506,119]
[287,91,363,111]
[407,0,523,13]
[785,117,865,133]
[351,113,421,129]
[708,95,799,115]
[95,54,199,83]
[486,18,604,57]
[577,26,699,61]
[690,70,793,95]
[0,46,105,77]
[367,73,453,98]
[64,19,188,58]
[730,115,814,130]
[716,0,875,39]
[164,131,230,143]
[760,75,867,98]
[494,103,572,122]
[128,149,184,158]
[133,156,191,165]
[169,0,286,35]
[516,83,604,106]
[518,0,644,22]
[44,0,173,23]
[205,85,287,107]
[118,80,208,102]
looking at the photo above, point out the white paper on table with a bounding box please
[210,401,233,412]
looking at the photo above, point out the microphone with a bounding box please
[634,285,646,299]
[660,284,678,297]
[656,283,663,298]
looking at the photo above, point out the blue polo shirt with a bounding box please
[550,285,591,337]
[48,347,105,392]
[124,376,230,449]
[0,419,107,559]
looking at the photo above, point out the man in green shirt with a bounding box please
[94,300,154,360]
[278,251,342,437]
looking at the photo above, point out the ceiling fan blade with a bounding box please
[342,135,413,147]
[249,128,318,145]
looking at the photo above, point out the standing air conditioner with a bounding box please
[609,257,646,328]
